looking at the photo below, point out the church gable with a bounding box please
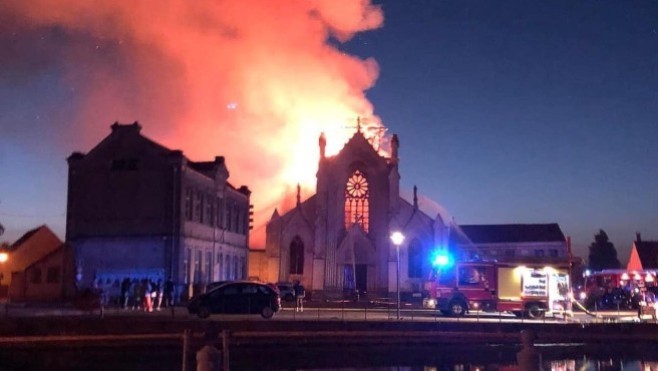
[334,131,389,171]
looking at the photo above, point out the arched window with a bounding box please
[408,239,423,278]
[344,170,369,232]
[289,236,304,274]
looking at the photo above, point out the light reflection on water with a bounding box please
[294,360,657,371]
[251,344,658,371]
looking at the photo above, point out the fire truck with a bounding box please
[423,261,572,319]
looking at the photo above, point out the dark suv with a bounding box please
[188,281,281,319]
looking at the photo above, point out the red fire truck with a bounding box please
[423,261,572,319]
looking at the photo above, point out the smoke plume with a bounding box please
[2,0,385,246]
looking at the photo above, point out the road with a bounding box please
[1,301,644,324]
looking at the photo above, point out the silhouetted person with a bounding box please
[293,280,305,313]
[164,277,175,307]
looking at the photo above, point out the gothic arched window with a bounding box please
[344,170,369,232]
[289,236,304,274]
[408,239,423,278]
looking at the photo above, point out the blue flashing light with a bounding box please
[431,250,453,269]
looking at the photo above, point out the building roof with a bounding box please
[456,223,565,245]
[632,240,658,269]
[10,225,47,251]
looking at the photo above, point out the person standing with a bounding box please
[293,280,305,313]
[120,277,131,309]
[142,279,153,312]
[154,279,164,311]
[163,277,175,308]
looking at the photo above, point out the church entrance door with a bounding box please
[355,264,367,295]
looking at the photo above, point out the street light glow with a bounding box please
[390,231,405,246]
[390,231,404,321]
[0,252,7,263]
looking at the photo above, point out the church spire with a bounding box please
[391,134,399,164]
[413,185,418,210]
[356,117,361,133]
[319,132,326,159]
[296,183,301,207]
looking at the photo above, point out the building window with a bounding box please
[237,207,244,234]
[217,198,224,228]
[184,188,193,221]
[344,170,369,232]
[227,201,233,231]
[218,254,223,280]
[208,197,215,226]
[535,250,545,257]
[46,267,60,283]
[205,251,212,283]
[549,249,558,258]
[289,236,304,274]
[198,193,205,224]
[408,239,423,278]
[233,256,239,280]
[225,255,231,280]
[504,249,515,257]
[184,248,191,284]
[194,250,202,283]
[31,268,42,284]
[110,158,139,171]
[232,205,239,233]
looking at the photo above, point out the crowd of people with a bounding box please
[92,277,176,312]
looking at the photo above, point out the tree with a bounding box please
[587,229,621,271]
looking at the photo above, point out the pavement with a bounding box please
[0,299,650,324]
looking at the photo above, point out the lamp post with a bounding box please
[390,231,405,320]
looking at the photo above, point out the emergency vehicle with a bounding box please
[423,261,572,318]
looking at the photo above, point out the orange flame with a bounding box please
[4,0,386,247]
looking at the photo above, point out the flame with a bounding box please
[3,0,386,247]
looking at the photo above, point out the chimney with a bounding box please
[636,232,642,243]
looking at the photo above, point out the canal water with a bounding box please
[2,343,658,370]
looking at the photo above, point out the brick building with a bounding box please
[66,122,251,300]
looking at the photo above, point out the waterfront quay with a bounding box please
[2,308,658,370]
[1,310,658,347]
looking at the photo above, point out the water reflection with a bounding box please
[3,344,658,370]
[236,344,658,370]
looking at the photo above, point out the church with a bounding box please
[265,125,450,299]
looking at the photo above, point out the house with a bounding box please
[0,225,75,302]
[66,122,251,300]
[451,223,571,264]
[627,233,658,270]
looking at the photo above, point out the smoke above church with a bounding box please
[2,0,386,246]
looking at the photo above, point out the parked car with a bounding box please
[276,282,295,302]
[187,281,281,319]
[206,281,229,291]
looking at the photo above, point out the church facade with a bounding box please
[265,127,449,299]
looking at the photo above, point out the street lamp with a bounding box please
[390,231,405,320]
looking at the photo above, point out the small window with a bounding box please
[534,250,545,257]
[31,268,42,284]
[549,249,559,258]
[458,266,486,286]
[221,285,239,295]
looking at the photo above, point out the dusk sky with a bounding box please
[1,0,657,263]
